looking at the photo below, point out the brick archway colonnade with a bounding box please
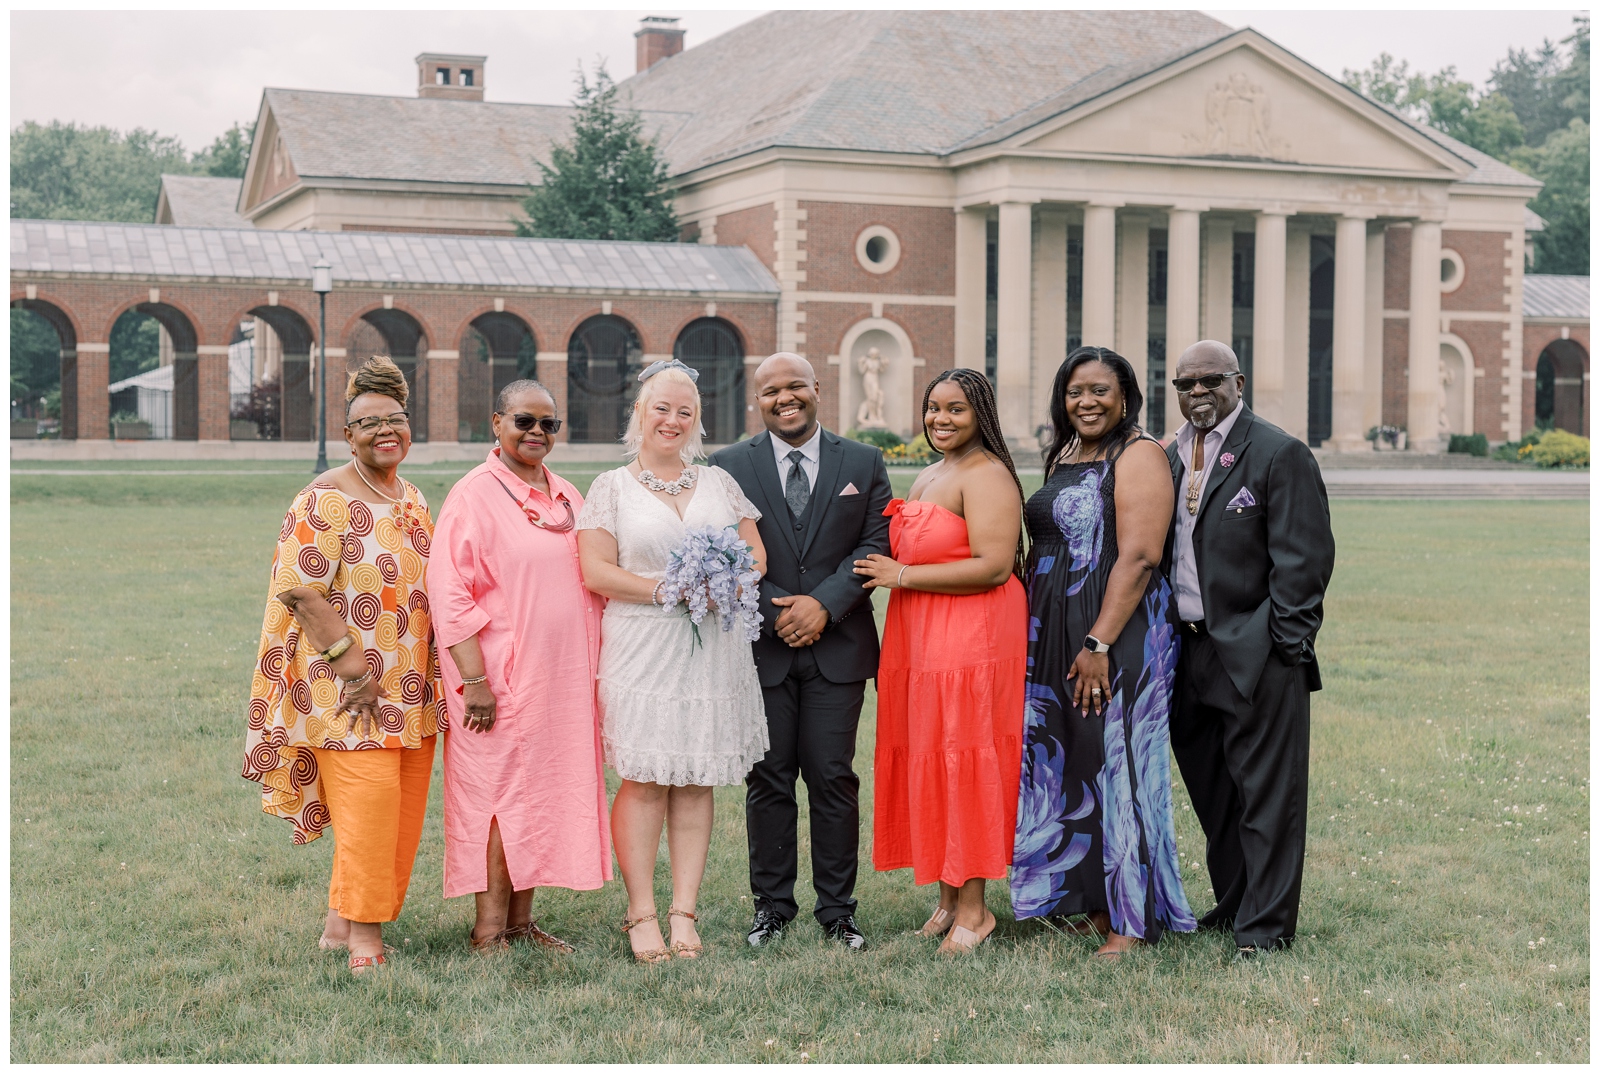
[11,221,778,450]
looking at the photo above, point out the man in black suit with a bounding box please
[1162,339,1335,959]
[710,352,892,951]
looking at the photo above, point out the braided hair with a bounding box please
[920,367,1026,579]
[1040,346,1144,477]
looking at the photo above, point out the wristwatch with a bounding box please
[1083,634,1111,654]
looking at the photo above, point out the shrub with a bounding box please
[848,428,903,451]
[883,433,937,465]
[1448,433,1489,456]
[1524,427,1589,468]
[1492,429,1540,462]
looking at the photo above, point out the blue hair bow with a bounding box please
[637,358,699,383]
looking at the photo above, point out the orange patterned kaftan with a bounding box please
[244,479,446,843]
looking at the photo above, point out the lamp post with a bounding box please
[311,258,333,474]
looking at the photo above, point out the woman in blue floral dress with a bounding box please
[1011,347,1195,958]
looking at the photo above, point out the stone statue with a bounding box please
[856,346,889,428]
[1438,357,1455,435]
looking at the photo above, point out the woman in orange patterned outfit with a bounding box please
[243,356,445,975]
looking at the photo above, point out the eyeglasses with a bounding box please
[1171,373,1242,394]
[498,413,563,435]
[345,412,410,432]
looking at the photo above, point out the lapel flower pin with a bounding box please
[1219,452,1236,469]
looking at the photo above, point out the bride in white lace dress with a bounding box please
[576,361,769,963]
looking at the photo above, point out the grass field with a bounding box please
[9,464,1590,1062]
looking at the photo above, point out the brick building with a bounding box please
[11,10,1589,454]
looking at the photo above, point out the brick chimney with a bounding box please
[416,53,486,101]
[634,17,684,74]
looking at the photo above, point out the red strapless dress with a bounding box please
[872,498,1027,887]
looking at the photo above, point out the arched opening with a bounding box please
[1305,235,1335,447]
[106,303,198,439]
[10,299,73,438]
[567,314,642,443]
[1535,339,1588,435]
[459,312,537,441]
[230,307,315,440]
[674,317,745,443]
[350,309,429,441]
[1439,340,1472,436]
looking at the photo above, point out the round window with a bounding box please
[854,225,901,274]
[1439,248,1466,293]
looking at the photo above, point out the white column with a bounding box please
[996,201,1034,443]
[1363,223,1386,432]
[1202,217,1234,344]
[1166,208,1202,435]
[1252,211,1287,424]
[1283,225,1311,442]
[1329,214,1370,451]
[954,207,988,369]
[1032,210,1069,435]
[1117,213,1150,406]
[1407,219,1444,451]
[1081,203,1117,348]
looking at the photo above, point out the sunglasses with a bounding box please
[499,412,563,435]
[1171,372,1242,394]
[345,412,410,432]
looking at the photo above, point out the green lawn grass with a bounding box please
[10,466,1589,1062]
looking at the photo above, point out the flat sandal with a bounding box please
[667,907,703,959]
[620,913,671,964]
[916,907,954,938]
[504,920,575,954]
[468,928,510,953]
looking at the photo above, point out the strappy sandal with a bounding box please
[348,952,386,975]
[505,921,575,954]
[320,935,396,954]
[667,907,703,959]
[916,907,955,938]
[939,912,996,956]
[620,913,671,964]
[1047,914,1107,938]
[468,929,510,953]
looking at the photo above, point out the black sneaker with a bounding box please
[823,914,868,951]
[747,907,789,948]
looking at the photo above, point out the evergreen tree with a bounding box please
[516,64,678,242]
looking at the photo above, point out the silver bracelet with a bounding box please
[896,565,909,589]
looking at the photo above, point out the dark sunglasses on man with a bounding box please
[499,412,563,435]
[1171,372,1243,394]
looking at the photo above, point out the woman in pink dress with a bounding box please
[428,379,610,952]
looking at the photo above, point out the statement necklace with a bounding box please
[637,466,697,496]
[353,461,425,536]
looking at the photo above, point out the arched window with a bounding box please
[351,308,429,441]
[674,318,745,443]
[460,313,537,441]
[567,315,642,443]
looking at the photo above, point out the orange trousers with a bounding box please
[313,736,436,923]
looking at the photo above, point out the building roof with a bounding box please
[155,175,250,227]
[10,219,779,297]
[619,9,1234,170]
[1522,274,1590,320]
[260,88,688,190]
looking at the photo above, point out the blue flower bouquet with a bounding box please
[661,524,762,648]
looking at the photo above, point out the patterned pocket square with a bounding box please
[839,482,859,496]
[1226,486,1257,510]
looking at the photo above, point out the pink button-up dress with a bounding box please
[428,450,611,897]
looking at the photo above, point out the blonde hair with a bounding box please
[622,366,704,467]
[345,355,409,412]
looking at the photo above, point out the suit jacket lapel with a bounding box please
[1197,407,1255,517]
[797,429,844,561]
[746,431,802,557]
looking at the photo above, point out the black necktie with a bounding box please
[785,449,810,519]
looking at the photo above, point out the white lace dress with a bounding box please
[577,465,770,787]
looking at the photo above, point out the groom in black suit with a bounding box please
[710,352,892,951]
[1162,340,1335,959]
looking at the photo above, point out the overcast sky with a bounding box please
[10,8,1587,150]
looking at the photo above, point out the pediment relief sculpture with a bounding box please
[1183,72,1291,161]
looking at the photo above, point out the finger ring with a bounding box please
[1091,688,1102,696]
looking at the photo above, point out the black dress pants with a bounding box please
[745,647,866,926]
[1169,631,1310,950]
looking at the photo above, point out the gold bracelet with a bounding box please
[321,634,354,663]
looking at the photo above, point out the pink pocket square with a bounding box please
[839,482,859,496]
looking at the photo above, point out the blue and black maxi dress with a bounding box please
[1009,447,1196,941]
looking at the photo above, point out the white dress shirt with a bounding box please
[770,423,822,493]
[1171,402,1245,623]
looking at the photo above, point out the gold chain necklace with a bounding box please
[352,461,424,535]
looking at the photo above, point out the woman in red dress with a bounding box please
[855,368,1027,954]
